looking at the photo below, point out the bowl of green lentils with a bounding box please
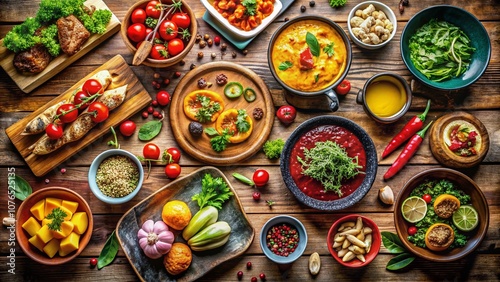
[88,149,144,204]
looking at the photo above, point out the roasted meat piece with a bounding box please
[57,15,90,56]
[13,44,52,73]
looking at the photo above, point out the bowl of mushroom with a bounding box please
[347,1,397,50]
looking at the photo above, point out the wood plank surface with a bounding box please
[0,0,499,281]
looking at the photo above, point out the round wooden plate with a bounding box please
[170,61,275,165]
[429,111,489,168]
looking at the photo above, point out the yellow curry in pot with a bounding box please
[271,20,347,92]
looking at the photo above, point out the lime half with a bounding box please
[452,205,479,232]
[401,196,428,223]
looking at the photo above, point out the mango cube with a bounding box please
[28,235,46,252]
[30,199,45,221]
[70,212,89,235]
[52,220,74,239]
[61,200,79,214]
[59,232,80,256]
[42,218,53,226]
[43,238,60,258]
[58,205,73,221]
[44,197,62,217]
[36,224,54,244]
[22,216,42,237]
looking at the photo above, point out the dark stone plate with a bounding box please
[116,166,254,282]
[280,115,378,211]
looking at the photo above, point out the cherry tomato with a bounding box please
[422,194,432,204]
[171,12,191,29]
[276,105,297,125]
[119,120,136,137]
[89,258,98,267]
[146,0,161,18]
[46,123,63,140]
[408,226,418,236]
[150,44,168,60]
[127,23,147,42]
[56,104,78,123]
[131,8,147,24]
[73,90,91,110]
[87,102,109,123]
[167,38,184,56]
[143,143,160,160]
[156,90,171,106]
[165,163,181,179]
[252,169,269,187]
[159,20,178,41]
[163,147,181,163]
[146,27,161,41]
[335,79,351,95]
[82,79,103,95]
[252,191,261,201]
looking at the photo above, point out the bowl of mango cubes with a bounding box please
[15,187,93,265]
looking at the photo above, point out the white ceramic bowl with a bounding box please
[88,149,144,204]
[201,0,282,40]
[347,1,397,50]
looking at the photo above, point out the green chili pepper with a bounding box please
[243,87,256,102]
[224,82,244,98]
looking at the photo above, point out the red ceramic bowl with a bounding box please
[327,214,381,267]
[16,187,93,265]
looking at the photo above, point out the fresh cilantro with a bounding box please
[236,109,250,133]
[242,0,257,16]
[323,42,335,57]
[46,207,67,231]
[205,128,231,152]
[195,94,221,123]
[279,61,293,71]
[192,173,234,209]
[328,0,347,8]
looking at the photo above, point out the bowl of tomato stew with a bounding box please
[280,115,377,211]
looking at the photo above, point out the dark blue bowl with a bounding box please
[280,115,377,211]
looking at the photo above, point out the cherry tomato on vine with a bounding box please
[163,147,181,163]
[119,120,136,137]
[145,0,161,18]
[143,143,160,160]
[167,38,184,56]
[87,102,109,123]
[73,90,91,110]
[408,226,418,236]
[46,123,64,140]
[56,104,78,123]
[127,23,147,42]
[156,90,171,106]
[252,169,269,187]
[171,12,191,29]
[422,194,432,204]
[82,79,103,95]
[159,20,178,41]
[165,163,181,179]
[150,44,168,60]
[131,8,147,24]
[335,79,351,95]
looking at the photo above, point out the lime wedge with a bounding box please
[452,205,479,232]
[401,196,428,223]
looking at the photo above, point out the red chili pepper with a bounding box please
[381,100,431,159]
[383,121,433,180]
[299,47,314,70]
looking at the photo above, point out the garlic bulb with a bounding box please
[137,219,175,259]
[379,185,394,205]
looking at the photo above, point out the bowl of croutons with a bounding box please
[347,1,397,50]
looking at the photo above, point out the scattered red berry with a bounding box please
[237,271,243,280]
[152,81,158,87]
[246,261,252,269]
[142,111,149,119]
[422,194,432,204]
[60,168,66,174]
[174,71,181,78]
[214,36,221,45]
[154,82,161,89]
[153,111,160,118]
[408,226,418,236]
[147,106,154,114]
[259,273,266,280]
[252,192,261,201]
[163,78,170,85]
[152,100,159,107]
[251,277,257,282]
[89,258,98,267]
[158,114,163,119]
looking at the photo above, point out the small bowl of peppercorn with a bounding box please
[88,149,144,205]
[259,215,308,264]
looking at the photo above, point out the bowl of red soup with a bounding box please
[280,115,377,211]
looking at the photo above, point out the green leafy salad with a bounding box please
[409,19,475,82]
[408,179,471,248]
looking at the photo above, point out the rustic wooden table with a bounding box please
[1,0,499,281]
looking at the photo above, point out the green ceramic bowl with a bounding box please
[401,5,491,91]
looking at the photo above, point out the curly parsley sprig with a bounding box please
[192,173,233,209]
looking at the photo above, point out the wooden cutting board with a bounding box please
[5,55,152,177]
[169,61,275,165]
[0,0,121,93]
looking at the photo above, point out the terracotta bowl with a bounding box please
[394,168,489,262]
[120,0,197,68]
[430,111,489,168]
[16,187,93,265]
[327,214,381,267]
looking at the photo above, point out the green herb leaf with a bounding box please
[242,0,257,16]
[386,252,416,270]
[210,130,231,152]
[232,173,255,186]
[323,42,335,57]
[328,0,347,8]
[12,175,32,201]
[263,138,285,159]
[195,94,221,123]
[381,231,406,254]
[138,120,162,141]
[46,207,67,231]
[236,109,250,133]
[279,61,293,71]
[314,74,319,83]
[306,32,320,57]
[204,127,219,136]
[192,173,233,209]
[97,230,119,270]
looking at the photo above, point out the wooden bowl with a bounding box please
[327,214,381,268]
[430,112,489,168]
[16,187,93,265]
[394,168,489,262]
[120,0,197,68]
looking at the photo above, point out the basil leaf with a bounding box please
[138,120,162,141]
[386,252,415,270]
[13,175,32,201]
[97,230,119,270]
[382,231,406,254]
[204,127,219,136]
[278,61,293,71]
[306,32,320,57]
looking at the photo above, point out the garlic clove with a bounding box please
[308,252,321,275]
[379,185,394,205]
